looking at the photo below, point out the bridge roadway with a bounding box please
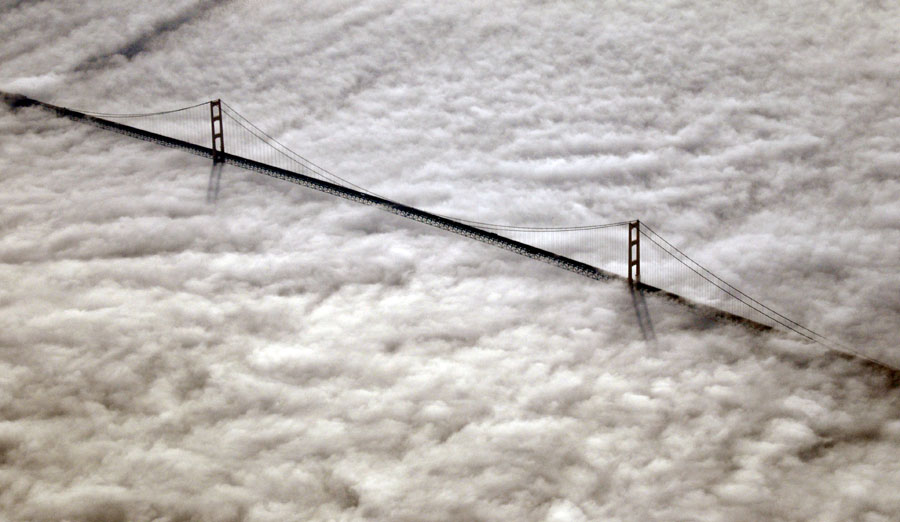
[9,91,900,381]
[1,91,792,335]
[2,91,619,284]
[1,91,780,330]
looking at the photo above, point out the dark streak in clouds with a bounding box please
[0,0,36,15]
[74,0,226,73]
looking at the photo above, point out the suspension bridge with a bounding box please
[2,91,894,376]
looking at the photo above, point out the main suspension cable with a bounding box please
[70,101,209,118]
[639,228,890,368]
[641,223,819,335]
[221,101,631,233]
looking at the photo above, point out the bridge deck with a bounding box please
[0,91,838,342]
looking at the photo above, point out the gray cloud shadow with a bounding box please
[0,0,38,15]
[74,0,227,72]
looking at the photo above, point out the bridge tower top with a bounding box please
[210,99,224,162]
[628,220,641,285]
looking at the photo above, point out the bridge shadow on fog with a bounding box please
[630,286,657,343]
[206,161,223,204]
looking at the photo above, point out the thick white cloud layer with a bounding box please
[1,1,899,520]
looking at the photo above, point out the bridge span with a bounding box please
[3,91,894,377]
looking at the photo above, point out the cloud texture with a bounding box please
[1,0,900,520]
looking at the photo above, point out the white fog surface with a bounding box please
[1,1,900,520]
